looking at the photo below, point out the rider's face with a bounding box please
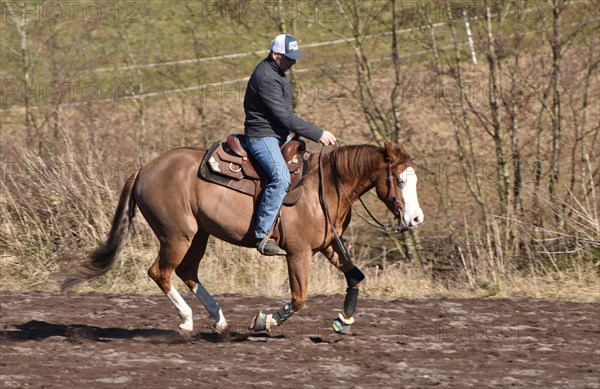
[273,52,296,72]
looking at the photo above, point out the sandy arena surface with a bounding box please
[1,292,599,388]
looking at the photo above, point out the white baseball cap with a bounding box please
[271,34,304,60]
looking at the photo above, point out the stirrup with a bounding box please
[257,238,286,256]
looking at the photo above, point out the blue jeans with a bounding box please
[247,137,291,240]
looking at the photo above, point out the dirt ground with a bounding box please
[0,292,598,388]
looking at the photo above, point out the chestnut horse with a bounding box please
[61,142,423,335]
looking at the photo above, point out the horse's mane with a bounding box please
[330,145,382,178]
[329,144,411,179]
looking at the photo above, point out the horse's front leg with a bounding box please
[322,239,365,335]
[249,247,311,332]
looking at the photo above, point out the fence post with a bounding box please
[463,9,477,65]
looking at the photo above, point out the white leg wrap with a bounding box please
[213,308,228,333]
[166,287,193,332]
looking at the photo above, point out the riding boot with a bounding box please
[257,236,287,256]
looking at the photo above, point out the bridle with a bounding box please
[317,147,409,251]
[385,159,410,232]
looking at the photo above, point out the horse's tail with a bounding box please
[61,170,139,292]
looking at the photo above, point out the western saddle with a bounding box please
[199,134,310,206]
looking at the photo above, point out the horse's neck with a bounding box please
[328,145,381,202]
[334,172,375,203]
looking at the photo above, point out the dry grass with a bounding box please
[1,89,598,302]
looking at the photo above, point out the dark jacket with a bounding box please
[244,56,323,143]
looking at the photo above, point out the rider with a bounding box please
[244,33,337,256]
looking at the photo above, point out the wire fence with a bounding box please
[1,19,455,113]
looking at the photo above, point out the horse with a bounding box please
[61,141,424,335]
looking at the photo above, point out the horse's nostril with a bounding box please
[413,216,421,225]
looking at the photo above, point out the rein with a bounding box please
[318,146,340,251]
[317,146,408,251]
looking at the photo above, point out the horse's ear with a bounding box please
[396,143,407,156]
[384,142,398,161]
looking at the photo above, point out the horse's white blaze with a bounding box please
[400,167,424,227]
[166,287,194,331]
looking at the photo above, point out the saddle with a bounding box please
[198,134,310,207]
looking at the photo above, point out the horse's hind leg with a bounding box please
[148,239,195,333]
[175,231,228,333]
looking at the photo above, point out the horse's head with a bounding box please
[374,143,424,231]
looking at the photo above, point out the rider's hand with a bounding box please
[319,131,337,146]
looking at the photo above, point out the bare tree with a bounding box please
[114,17,148,162]
[314,0,420,262]
[3,0,38,145]
[483,2,510,216]
[316,0,405,143]
[389,0,403,143]
[548,0,565,201]
[2,0,77,155]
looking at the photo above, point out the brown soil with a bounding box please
[1,292,598,388]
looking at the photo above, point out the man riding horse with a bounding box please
[61,34,424,337]
[244,33,337,256]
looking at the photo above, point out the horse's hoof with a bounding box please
[332,318,351,335]
[332,313,354,335]
[213,321,229,334]
[248,311,268,331]
[178,327,194,340]
[178,322,194,333]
